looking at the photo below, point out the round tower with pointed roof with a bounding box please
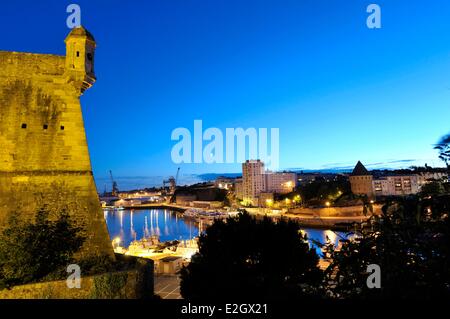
[349,161,375,198]
[64,26,96,93]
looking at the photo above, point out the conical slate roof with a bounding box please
[351,161,371,176]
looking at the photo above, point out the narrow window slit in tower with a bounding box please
[43,124,48,130]
[21,123,27,129]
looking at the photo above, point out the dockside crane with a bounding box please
[109,170,119,197]
[163,167,180,195]
[175,167,180,187]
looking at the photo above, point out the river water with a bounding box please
[104,208,348,255]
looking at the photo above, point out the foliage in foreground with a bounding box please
[0,207,85,288]
[180,192,450,300]
[180,212,323,300]
[324,194,450,299]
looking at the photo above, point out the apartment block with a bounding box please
[373,175,420,196]
[242,160,266,206]
[265,171,297,194]
[240,160,297,206]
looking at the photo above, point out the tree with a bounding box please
[324,196,450,299]
[321,134,450,299]
[0,207,85,288]
[297,178,350,206]
[180,212,323,300]
[434,134,450,170]
[420,181,445,196]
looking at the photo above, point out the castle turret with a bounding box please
[0,27,114,261]
[64,26,96,93]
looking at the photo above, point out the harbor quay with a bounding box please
[102,203,362,267]
[101,202,378,231]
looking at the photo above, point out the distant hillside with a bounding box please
[196,173,242,182]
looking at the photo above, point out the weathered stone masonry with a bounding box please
[0,27,113,258]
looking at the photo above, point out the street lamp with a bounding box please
[293,194,301,206]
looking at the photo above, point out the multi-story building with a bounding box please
[373,175,420,196]
[417,171,448,187]
[240,160,297,206]
[265,171,297,194]
[242,160,266,206]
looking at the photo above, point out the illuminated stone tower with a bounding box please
[349,161,374,198]
[0,26,113,259]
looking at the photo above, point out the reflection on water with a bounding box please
[104,209,199,248]
[104,209,349,256]
[302,228,349,256]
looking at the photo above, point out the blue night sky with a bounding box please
[1,0,450,187]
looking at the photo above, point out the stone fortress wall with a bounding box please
[0,27,113,259]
